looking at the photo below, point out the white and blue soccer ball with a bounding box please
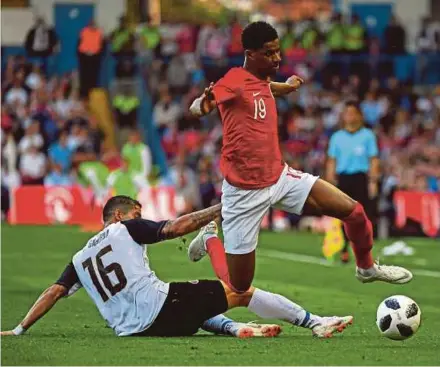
[376,295,421,340]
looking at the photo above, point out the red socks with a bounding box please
[342,202,374,269]
[205,237,231,285]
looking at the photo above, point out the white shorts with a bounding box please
[221,165,319,255]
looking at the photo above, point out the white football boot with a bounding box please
[312,316,354,338]
[356,262,413,284]
[188,221,218,262]
[228,322,282,339]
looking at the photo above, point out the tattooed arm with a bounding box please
[160,203,222,239]
[122,204,222,244]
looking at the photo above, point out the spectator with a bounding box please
[159,21,181,58]
[106,158,138,199]
[167,55,189,95]
[24,16,58,60]
[205,24,228,60]
[198,157,218,208]
[153,86,182,135]
[44,162,73,187]
[196,23,215,57]
[48,130,72,173]
[361,92,382,128]
[115,59,137,79]
[300,17,321,50]
[72,125,98,166]
[227,15,243,57]
[77,19,105,99]
[52,88,81,120]
[121,130,152,188]
[281,21,296,53]
[67,123,84,151]
[110,16,136,57]
[4,69,30,107]
[416,17,438,53]
[87,117,105,156]
[391,109,411,146]
[176,23,196,56]
[326,13,345,55]
[345,14,367,55]
[136,16,161,67]
[169,161,201,214]
[112,84,139,148]
[19,145,47,185]
[383,15,406,55]
[18,120,44,154]
[25,64,44,90]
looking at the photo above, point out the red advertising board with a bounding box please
[10,186,178,226]
[394,191,440,237]
[9,187,440,238]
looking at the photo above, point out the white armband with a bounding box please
[189,96,205,117]
[12,324,26,335]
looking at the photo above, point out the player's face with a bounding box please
[343,106,362,127]
[126,205,142,220]
[115,205,142,222]
[255,39,281,76]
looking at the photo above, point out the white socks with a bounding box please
[248,288,321,329]
[201,314,235,335]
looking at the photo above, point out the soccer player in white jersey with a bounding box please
[1,196,352,338]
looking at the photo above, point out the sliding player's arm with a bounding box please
[161,203,222,239]
[0,263,81,336]
[270,75,304,97]
[123,203,222,245]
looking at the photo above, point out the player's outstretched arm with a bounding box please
[161,203,222,239]
[270,75,304,97]
[0,284,67,336]
[189,82,217,117]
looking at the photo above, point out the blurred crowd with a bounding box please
[1,11,440,223]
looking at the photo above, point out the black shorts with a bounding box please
[134,280,228,337]
[338,173,369,208]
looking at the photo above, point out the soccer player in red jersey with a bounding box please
[189,21,412,292]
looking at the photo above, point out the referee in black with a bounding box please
[326,101,380,263]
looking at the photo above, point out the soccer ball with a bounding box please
[376,295,421,340]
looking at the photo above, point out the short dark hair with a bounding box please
[345,100,361,112]
[102,195,141,223]
[242,21,279,50]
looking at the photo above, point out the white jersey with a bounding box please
[72,222,169,336]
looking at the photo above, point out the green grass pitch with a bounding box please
[1,225,439,365]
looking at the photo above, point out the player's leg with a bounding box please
[303,179,412,283]
[189,220,257,293]
[272,168,412,284]
[201,314,282,338]
[302,179,375,268]
[190,225,352,338]
[337,173,371,263]
[221,282,353,339]
[219,180,269,292]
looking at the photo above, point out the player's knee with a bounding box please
[344,201,368,222]
[229,278,252,294]
[346,197,358,213]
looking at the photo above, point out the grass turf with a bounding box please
[1,225,439,365]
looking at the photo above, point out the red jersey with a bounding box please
[213,67,284,189]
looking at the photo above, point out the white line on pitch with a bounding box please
[259,249,440,278]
